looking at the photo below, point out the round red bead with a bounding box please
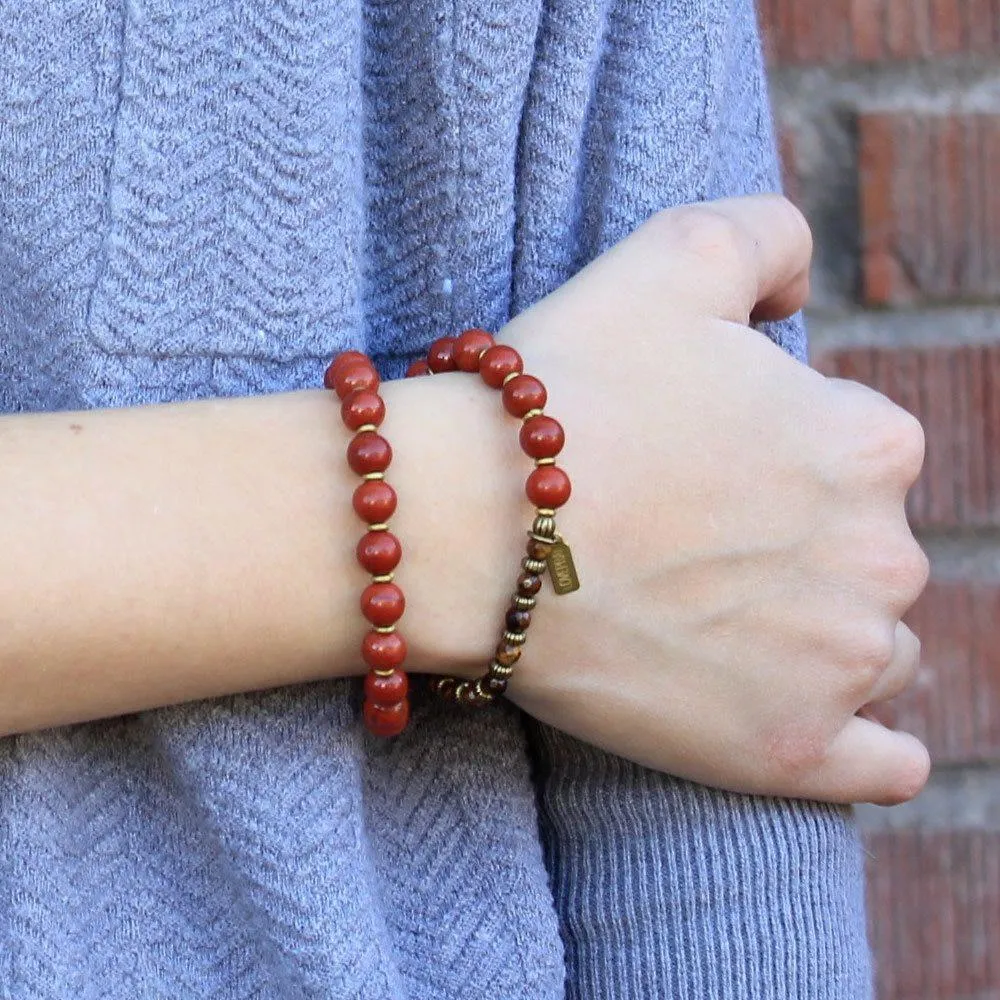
[362,630,408,670]
[352,480,397,523]
[341,390,386,430]
[526,466,572,508]
[479,345,523,389]
[333,361,379,400]
[363,699,409,737]
[427,337,457,373]
[356,531,402,574]
[454,328,495,372]
[519,415,564,459]
[364,668,409,706]
[361,582,405,626]
[347,431,392,474]
[406,359,430,377]
[502,374,547,417]
[324,351,369,390]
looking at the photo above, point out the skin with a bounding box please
[0,195,929,806]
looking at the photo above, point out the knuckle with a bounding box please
[657,204,749,275]
[871,405,926,484]
[872,539,931,604]
[849,623,896,679]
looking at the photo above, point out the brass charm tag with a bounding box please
[547,539,580,595]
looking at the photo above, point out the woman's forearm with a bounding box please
[0,380,521,735]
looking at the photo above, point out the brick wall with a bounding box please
[759,4,1000,998]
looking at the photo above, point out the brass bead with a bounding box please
[374,625,396,634]
[362,471,385,481]
[513,595,536,610]
[372,667,397,677]
[502,371,520,386]
[535,457,556,466]
[523,557,547,574]
[489,661,514,678]
[503,630,528,646]
[522,408,543,421]
[372,573,394,583]
[355,423,378,434]
[536,507,556,517]
[367,522,389,532]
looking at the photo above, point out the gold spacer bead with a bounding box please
[362,471,385,481]
[355,424,378,434]
[372,573,394,583]
[536,508,556,517]
[522,408,543,421]
[502,371,520,386]
[372,667,397,677]
[513,595,536,610]
[535,457,556,466]
[523,557,547,574]
[374,625,396,634]
[490,661,514,678]
[367,522,389,532]
[503,630,528,646]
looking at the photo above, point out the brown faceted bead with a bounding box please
[526,466,571,508]
[526,538,553,560]
[520,415,565,459]
[362,630,408,670]
[333,361,379,400]
[427,336,457,373]
[356,531,402,574]
[361,582,405,626]
[517,572,542,596]
[324,351,369,389]
[495,642,522,667]
[406,358,430,377]
[341,389,386,431]
[364,668,409,706]
[347,431,392,475]
[363,699,409,737]
[506,608,531,633]
[502,374,547,417]
[454,328,495,371]
[352,480,397,523]
[483,675,507,696]
[479,344,523,389]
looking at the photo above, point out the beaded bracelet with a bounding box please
[406,328,579,706]
[325,351,410,738]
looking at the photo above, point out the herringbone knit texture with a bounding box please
[0,1,870,997]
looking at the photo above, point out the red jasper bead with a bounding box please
[363,699,409,737]
[502,374,547,417]
[406,359,430,377]
[347,431,392,474]
[364,668,409,705]
[454,328,495,371]
[356,531,402,574]
[352,480,397,523]
[427,337,457,373]
[361,582,405,626]
[333,361,379,400]
[519,415,564,459]
[526,466,572,508]
[362,630,408,670]
[341,390,386,430]
[479,345,523,388]
[324,351,369,389]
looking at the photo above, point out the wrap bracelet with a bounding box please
[406,328,580,706]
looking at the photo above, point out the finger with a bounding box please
[866,622,921,704]
[638,194,814,324]
[796,715,930,806]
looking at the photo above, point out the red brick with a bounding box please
[858,113,1000,305]
[865,830,1000,1000]
[759,0,1000,63]
[871,580,1000,763]
[818,345,1000,530]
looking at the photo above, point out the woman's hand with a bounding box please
[402,195,930,806]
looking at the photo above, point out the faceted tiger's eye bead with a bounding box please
[352,480,397,523]
[341,390,386,431]
[526,538,553,561]
[495,642,522,667]
[363,699,410,738]
[502,374,547,417]
[333,361,380,400]
[362,630,408,670]
[520,415,565,459]
[454,328,495,371]
[364,668,409,705]
[324,350,369,389]
[517,572,542,596]
[479,345,523,388]
[526,466,571,508]
[347,431,392,475]
[427,337,458,373]
[356,531,402,575]
[505,608,531,633]
[406,359,430,377]
[361,582,405,626]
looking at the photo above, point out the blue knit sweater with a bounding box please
[0,2,871,997]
